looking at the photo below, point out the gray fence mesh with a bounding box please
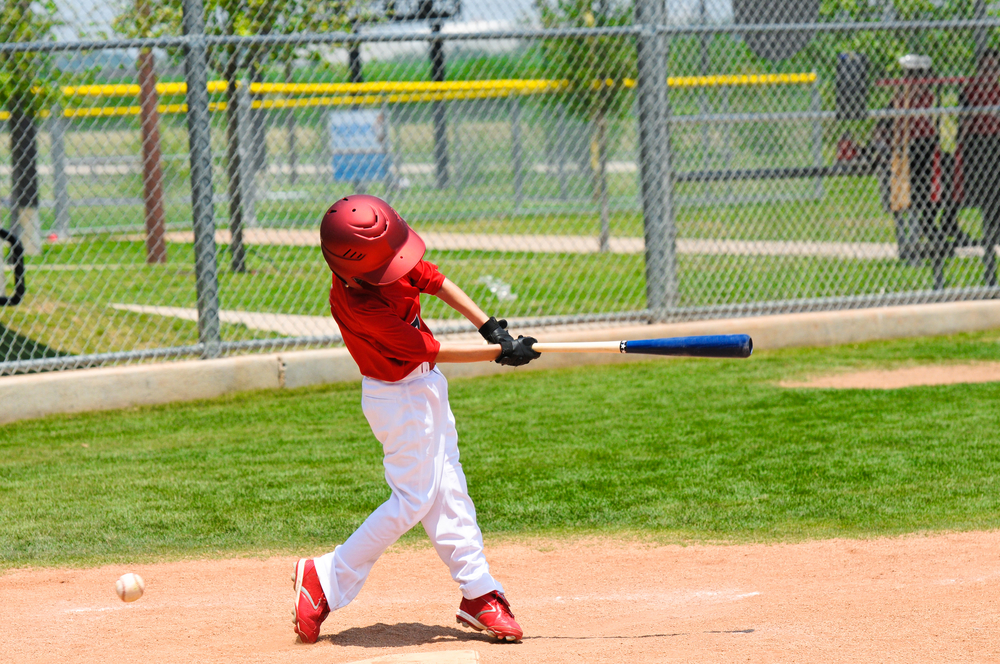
[2,1,1000,373]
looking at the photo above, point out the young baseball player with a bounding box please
[292,194,539,644]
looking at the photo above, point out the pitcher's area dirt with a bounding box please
[780,362,1000,390]
[2,532,999,663]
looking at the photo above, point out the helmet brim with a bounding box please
[361,227,426,285]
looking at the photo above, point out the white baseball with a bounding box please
[115,573,145,603]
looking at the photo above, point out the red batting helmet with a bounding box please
[319,195,426,285]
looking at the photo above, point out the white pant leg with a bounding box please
[419,378,502,599]
[314,367,500,610]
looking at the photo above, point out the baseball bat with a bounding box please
[531,334,753,359]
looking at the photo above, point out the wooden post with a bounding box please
[138,47,167,264]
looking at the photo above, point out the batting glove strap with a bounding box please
[479,316,514,345]
[496,335,541,367]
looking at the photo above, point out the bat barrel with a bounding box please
[623,334,753,358]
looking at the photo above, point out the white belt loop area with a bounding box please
[402,361,432,382]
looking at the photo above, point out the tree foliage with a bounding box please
[800,0,998,78]
[0,0,61,112]
[113,0,355,70]
[536,0,636,121]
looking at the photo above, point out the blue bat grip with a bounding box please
[623,334,753,358]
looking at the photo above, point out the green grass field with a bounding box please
[3,331,1000,569]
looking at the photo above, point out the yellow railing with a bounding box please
[60,73,814,97]
[0,73,816,120]
[60,79,568,98]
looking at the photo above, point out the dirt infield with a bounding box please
[781,362,1000,390]
[2,532,998,663]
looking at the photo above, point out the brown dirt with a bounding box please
[2,532,999,663]
[780,362,1000,390]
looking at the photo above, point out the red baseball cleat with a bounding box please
[456,591,523,642]
[291,558,329,643]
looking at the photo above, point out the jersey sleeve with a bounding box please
[407,260,446,295]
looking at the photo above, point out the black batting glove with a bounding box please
[479,316,514,345]
[496,335,541,367]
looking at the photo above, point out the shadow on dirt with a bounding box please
[325,622,751,647]
[327,623,491,647]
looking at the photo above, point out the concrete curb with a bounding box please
[3,299,1000,425]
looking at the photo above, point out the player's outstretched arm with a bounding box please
[435,343,502,363]
[432,277,540,366]
[433,277,514,346]
[434,277,489,328]
[436,337,540,365]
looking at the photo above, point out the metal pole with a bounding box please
[635,0,677,316]
[431,20,448,189]
[223,45,246,273]
[285,60,297,185]
[698,0,710,171]
[381,101,396,195]
[237,81,257,231]
[182,0,221,358]
[451,101,463,195]
[597,113,610,252]
[349,21,363,84]
[974,0,987,65]
[510,95,523,210]
[9,101,41,256]
[348,23,366,194]
[811,75,824,199]
[249,61,267,176]
[556,102,568,201]
[49,106,70,240]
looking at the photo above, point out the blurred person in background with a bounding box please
[955,48,1000,286]
[889,54,944,264]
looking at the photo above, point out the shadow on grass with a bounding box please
[0,322,64,370]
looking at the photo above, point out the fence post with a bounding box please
[223,51,246,274]
[49,107,70,240]
[10,102,41,256]
[182,0,221,358]
[430,20,449,189]
[811,75,824,199]
[556,103,568,201]
[285,62,297,185]
[237,81,257,230]
[974,0,988,63]
[697,0,710,171]
[721,83,733,202]
[635,0,677,318]
[138,47,168,264]
[510,95,524,210]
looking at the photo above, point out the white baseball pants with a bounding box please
[314,364,503,610]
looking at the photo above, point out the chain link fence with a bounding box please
[1,1,999,374]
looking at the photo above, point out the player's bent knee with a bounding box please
[389,490,436,526]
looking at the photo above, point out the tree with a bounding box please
[113,0,179,264]
[797,1,996,81]
[0,0,60,257]
[537,0,636,252]
[115,0,353,272]
[207,0,354,271]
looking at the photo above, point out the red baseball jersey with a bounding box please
[329,259,446,382]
